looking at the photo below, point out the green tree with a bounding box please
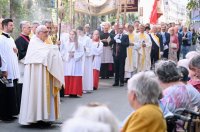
[0,0,9,17]
[186,0,199,10]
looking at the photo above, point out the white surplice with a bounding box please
[61,40,84,76]
[79,36,93,91]
[19,36,64,125]
[134,33,152,72]
[0,33,20,81]
[125,32,138,78]
[92,41,103,71]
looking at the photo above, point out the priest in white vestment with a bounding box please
[135,25,152,72]
[125,25,138,79]
[92,30,103,90]
[77,26,93,93]
[19,25,64,125]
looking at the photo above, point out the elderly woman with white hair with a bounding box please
[122,71,166,132]
[62,118,111,132]
[62,102,119,132]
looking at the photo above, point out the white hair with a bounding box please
[185,51,200,60]
[61,118,111,132]
[177,59,189,70]
[73,104,119,132]
[127,71,161,105]
[35,25,47,34]
[20,21,30,30]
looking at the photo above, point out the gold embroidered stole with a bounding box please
[153,34,161,59]
[128,33,134,68]
[139,33,146,68]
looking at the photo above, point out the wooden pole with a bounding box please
[116,0,120,22]
[123,0,127,25]
[69,0,72,27]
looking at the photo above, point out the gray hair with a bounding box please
[189,55,200,70]
[42,19,51,25]
[20,21,30,30]
[186,51,200,60]
[32,21,40,25]
[35,25,47,34]
[127,71,161,105]
[155,60,180,83]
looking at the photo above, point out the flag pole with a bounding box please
[58,1,65,41]
[123,0,127,25]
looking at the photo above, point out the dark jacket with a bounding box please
[162,32,170,49]
[113,34,129,58]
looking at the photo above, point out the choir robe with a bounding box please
[19,36,64,125]
[100,32,114,78]
[125,32,138,78]
[62,41,84,96]
[135,33,152,72]
[92,41,103,90]
[0,32,20,118]
[80,36,93,92]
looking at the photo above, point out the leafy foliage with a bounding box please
[186,0,199,10]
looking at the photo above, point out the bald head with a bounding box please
[36,25,49,42]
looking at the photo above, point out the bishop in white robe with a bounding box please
[19,25,64,125]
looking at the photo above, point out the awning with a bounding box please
[192,15,200,21]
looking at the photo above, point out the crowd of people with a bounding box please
[0,17,200,131]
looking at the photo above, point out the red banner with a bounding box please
[150,0,158,24]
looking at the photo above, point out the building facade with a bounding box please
[138,0,187,24]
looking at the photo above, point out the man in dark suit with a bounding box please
[113,25,129,87]
[149,25,163,68]
[174,26,182,60]
[161,24,170,59]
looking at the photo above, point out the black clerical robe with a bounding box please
[15,34,30,60]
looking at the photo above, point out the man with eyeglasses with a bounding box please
[15,21,31,111]
[19,25,64,126]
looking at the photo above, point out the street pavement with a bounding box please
[0,78,132,132]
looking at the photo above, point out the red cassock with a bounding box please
[93,69,100,90]
[64,76,83,96]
